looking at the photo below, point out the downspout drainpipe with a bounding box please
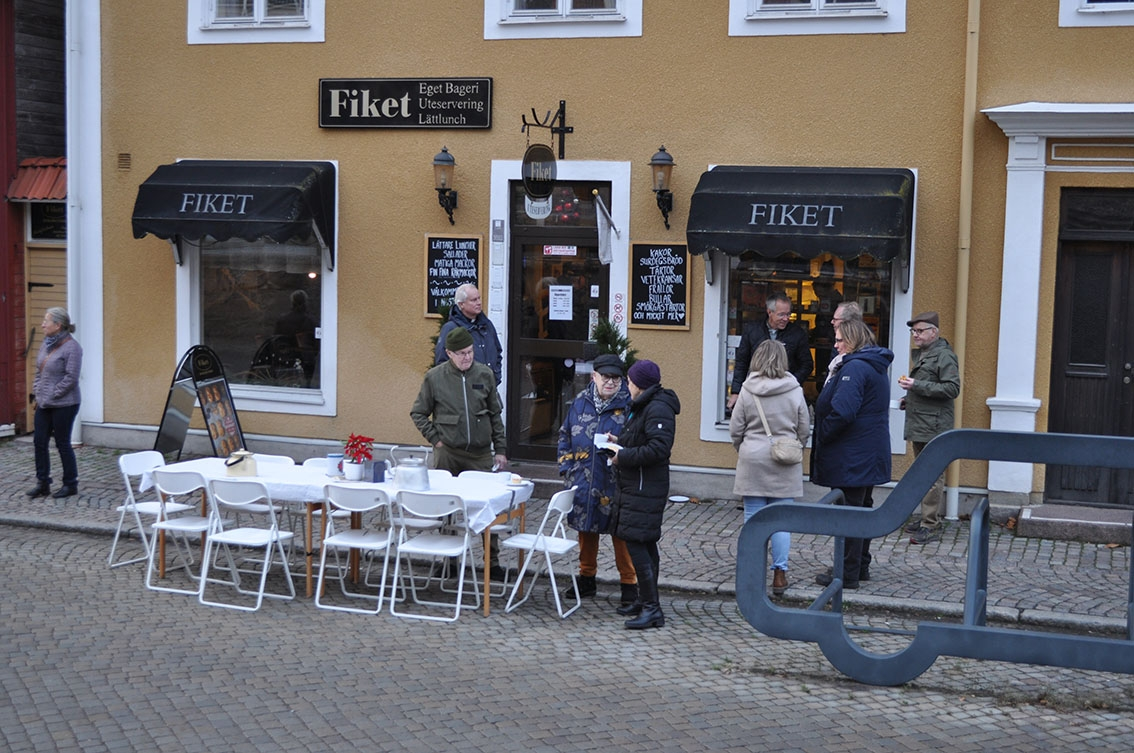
[945,0,981,519]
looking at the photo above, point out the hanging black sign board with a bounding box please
[154,345,246,459]
[521,143,556,200]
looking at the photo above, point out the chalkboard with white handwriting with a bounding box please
[629,243,689,330]
[425,234,482,317]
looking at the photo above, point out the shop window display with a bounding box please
[197,237,322,390]
[725,253,891,406]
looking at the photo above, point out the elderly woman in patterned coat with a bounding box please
[557,354,637,609]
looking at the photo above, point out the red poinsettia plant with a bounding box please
[342,433,375,464]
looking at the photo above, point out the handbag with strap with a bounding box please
[753,395,804,466]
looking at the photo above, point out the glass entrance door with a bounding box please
[506,182,611,461]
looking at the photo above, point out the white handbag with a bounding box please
[753,396,804,466]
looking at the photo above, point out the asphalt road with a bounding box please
[3,524,1133,752]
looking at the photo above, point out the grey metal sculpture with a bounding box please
[736,429,1134,686]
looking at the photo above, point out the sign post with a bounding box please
[154,345,246,459]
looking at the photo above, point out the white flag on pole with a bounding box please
[592,191,619,265]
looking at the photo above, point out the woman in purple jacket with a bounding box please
[27,307,83,499]
[810,318,892,589]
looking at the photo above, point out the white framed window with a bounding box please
[485,0,641,39]
[730,0,904,36]
[751,0,884,17]
[188,0,325,45]
[698,250,911,452]
[1060,0,1134,27]
[177,235,338,416]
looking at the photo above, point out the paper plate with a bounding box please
[668,495,690,503]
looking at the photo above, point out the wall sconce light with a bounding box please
[433,146,458,225]
[649,145,675,230]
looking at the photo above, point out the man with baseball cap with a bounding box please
[412,326,510,578]
[898,311,960,544]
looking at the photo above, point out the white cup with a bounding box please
[326,452,344,476]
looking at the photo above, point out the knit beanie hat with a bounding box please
[627,359,661,390]
[445,326,474,351]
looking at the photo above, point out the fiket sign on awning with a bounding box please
[686,166,915,288]
[131,160,337,270]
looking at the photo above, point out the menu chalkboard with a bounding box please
[425,234,482,317]
[629,243,690,330]
[154,345,246,459]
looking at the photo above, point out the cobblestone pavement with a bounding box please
[2,438,1134,750]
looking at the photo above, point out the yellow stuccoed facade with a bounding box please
[86,2,1134,505]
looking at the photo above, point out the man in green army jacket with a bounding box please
[898,311,961,545]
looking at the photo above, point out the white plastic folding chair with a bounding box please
[390,490,480,622]
[502,486,581,618]
[315,484,395,615]
[109,451,190,569]
[457,469,520,596]
[252,453,295,466]
[292,458,350,569]
[144,469,213,596]
[199,478,295,611]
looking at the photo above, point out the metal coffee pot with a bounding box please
[390,457,430,490]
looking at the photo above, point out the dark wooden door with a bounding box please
[1046,241,1134,507]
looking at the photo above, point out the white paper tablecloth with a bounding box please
[141,457,533,533]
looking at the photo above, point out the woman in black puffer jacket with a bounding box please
[609,359,680,630]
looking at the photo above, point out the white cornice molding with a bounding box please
[984,102,1134,137]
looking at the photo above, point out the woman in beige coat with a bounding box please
[730,339,810,595]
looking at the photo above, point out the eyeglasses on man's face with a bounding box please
[597,374,622,383]
[910,326,937,335]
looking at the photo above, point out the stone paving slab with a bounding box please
[1,436,1130,632]
[2,526,1133,752]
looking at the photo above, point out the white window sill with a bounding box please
[498,14,626,25]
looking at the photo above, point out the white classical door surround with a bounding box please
[983,102,1134,498]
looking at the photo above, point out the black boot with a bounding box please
[619,583,639,607]
[564,575,596,600]
[26,482,50,498]
[616,600,642,617]
[51,485,78,499]
[624,603,665,629]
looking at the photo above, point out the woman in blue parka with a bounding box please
[811,318,893,589]
[557,354,637,608]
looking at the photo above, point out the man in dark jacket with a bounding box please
[609,359,680,630]
[435,284,503,386]
[728,292,813,410]
[898,311,961,545]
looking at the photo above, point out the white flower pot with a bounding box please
[343,460,365,481]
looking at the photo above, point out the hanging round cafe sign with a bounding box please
[521,143,556,200]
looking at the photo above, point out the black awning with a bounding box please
[686,166,914,261]
[131,160,336,268]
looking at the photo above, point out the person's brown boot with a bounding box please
[772,568,788,596]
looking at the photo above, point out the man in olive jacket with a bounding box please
[898,311,960,544]
[412,326,508,475]
[412,326,509,578]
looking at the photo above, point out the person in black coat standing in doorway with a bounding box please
[609,359,681,630]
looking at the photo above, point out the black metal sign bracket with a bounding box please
[521,100,573,159]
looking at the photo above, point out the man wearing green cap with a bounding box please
[413,326,508,474]
[412,326,510,578]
